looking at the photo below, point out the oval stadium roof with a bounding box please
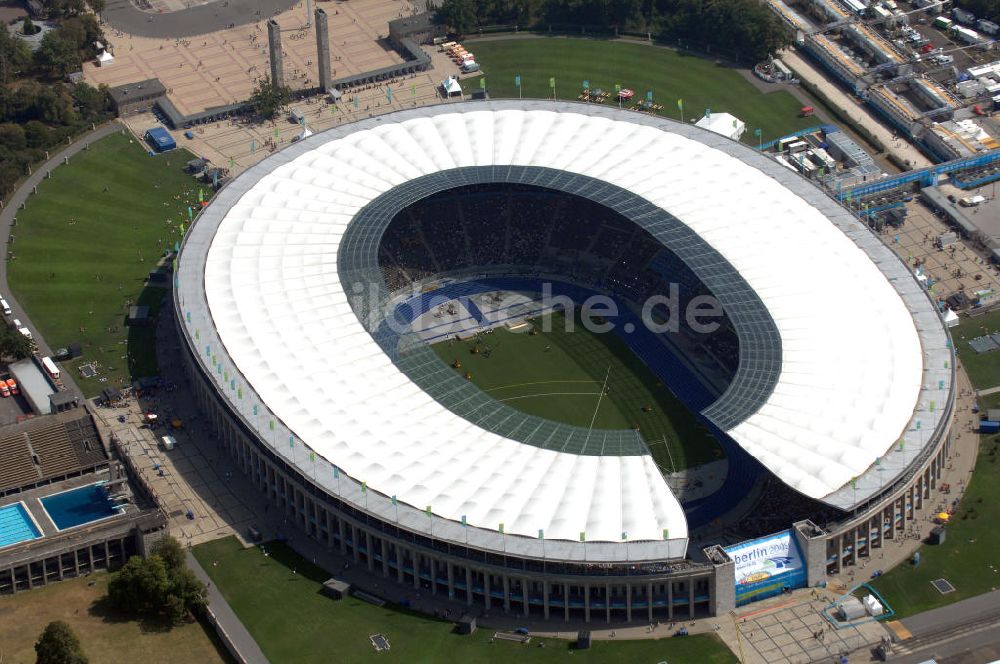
[177,101,948,553]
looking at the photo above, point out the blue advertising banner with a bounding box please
[724,530,806,605]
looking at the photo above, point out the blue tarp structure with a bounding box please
[145,126,176,152]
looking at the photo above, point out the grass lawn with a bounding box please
[431,311,720,471]
[470,39,819,144]
[952,308,1000,391]
[0,572,230,664]
[194,536,737,664]
[7,131,206,397]
[870,432,1000,618]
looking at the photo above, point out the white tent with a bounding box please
[295,126,314,142]
[441,76,462,97]
[96,50,114,67]
[943,308,960,327]
[696,112,746,141]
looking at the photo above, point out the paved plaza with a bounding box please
[734,598,886,664]
[121,44,474,172]
[87,0,414,116]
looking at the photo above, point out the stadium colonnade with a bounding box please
[174,101,956,621]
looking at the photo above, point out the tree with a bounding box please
[22,17,41,36]
[247,76,290,119]
[108,555,171,616]
[435,0,477,34]
[34,621,88,664]
[0,325,36,360]
[0,23,32,83]
[36,32,80,78]
[107,537,207,625]
[151,535,186,574]
[89,0,106,14]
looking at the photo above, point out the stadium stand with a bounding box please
[0,433,40,490]
[0,415,107,493]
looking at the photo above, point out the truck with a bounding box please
[933,16,954,30]
[289,107,305,125]
[959,194,986,206]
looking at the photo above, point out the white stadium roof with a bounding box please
[176,101,952,559]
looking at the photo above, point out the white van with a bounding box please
[161,435,177,451]
[289,107,305,125]
[0,299,11,316]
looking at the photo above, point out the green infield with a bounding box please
[194,536,737,664]
[952,309,1000,392]
[469,38,819,143]
[8,131,205,396]
[870,430,1000,617]
[430,311,721,472]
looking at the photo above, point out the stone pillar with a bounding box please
[412,550,420,589]
[605,583,611,623]
[688,582,695,619]
[584,583,590,623]
[543,580,550,620]
[267,19,284,89]
[564,583,570,622]
[484,573,491,610]
[315,8,332,92]
[365,532,374,571]
[429,559,437,595]
[522,578,530,617]
[626,584,632,622]
[647,581,653,623]
[502,575,510,613]
[667,582,674,621]
[466,567,473,606]
[447,562,454,598]
[396,546,404,584]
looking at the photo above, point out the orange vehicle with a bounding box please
[0,382,10,398]
[5,378,17,395]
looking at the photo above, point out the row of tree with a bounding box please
[1,14,107,81]
[434,0,791,62]
[0,17,112,201]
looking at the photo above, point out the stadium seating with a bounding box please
[0,433,40,490]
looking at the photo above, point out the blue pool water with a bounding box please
[0,502,41,548]
[41,484,117,531]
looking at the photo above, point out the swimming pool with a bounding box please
[0,502,42,549]
[40,484,117,531]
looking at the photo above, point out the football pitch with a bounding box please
[431,311,721,471]
[469,38,820,144]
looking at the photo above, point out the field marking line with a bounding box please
[585,365,612,441]
[484,379,601,392]
[496,392,602,402]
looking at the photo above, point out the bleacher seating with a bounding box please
[30,421,79,479]
[0,416,107,493]
[0,433,40,490]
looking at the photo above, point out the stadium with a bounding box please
[174,100,955,621]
